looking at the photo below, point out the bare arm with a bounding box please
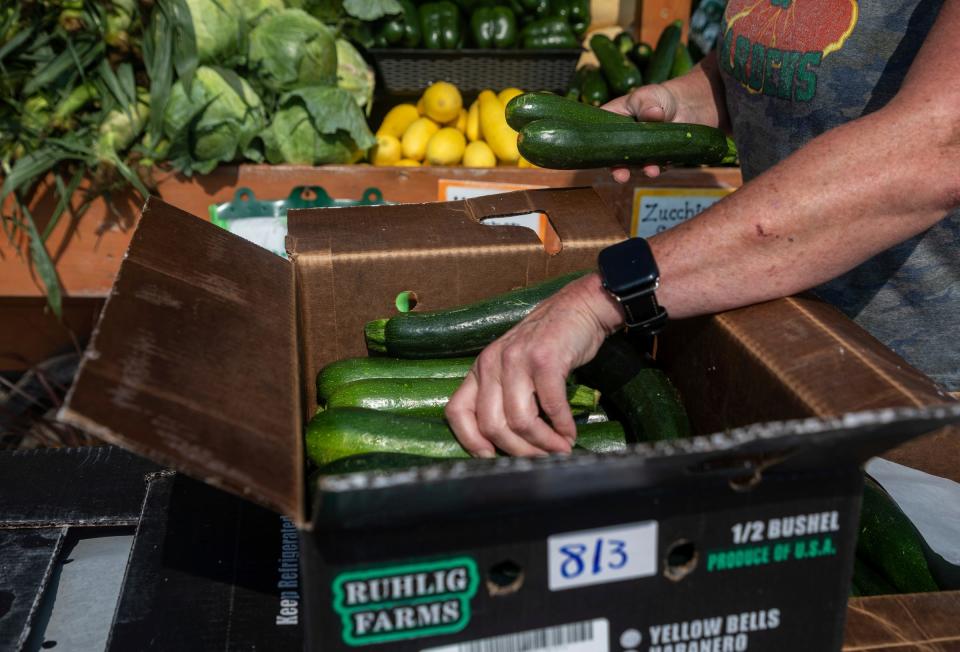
[447,1,960,457]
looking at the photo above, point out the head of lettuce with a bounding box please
[248,9,337,93]
[163,66,266,175]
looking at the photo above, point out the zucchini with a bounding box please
[577,332,691,442]
[646,20,682,84]
[518,119,737,169]
[852,557,897,597]
[324,377,600,418]
[629,42,653,69]
[565,65,592,100]
[317,356,474,404]
[505,92,633,131]
[590,34,643,95]
[857,476,939,594]
[614,31,635,56]
[306,407,627,467]
[365,270,589,358]
[670,43,693,79]
[580,66,610,106]
[575,420,626,453]
[306,408,469,467]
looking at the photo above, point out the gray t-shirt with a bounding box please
[718,0,959,390]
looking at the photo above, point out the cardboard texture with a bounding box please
[58,187,960,651]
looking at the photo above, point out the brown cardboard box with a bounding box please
[59,188,959,651]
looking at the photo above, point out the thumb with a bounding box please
[604,84,677,123]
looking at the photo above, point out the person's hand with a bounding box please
[603,84,680,182]
[445,273,625,457]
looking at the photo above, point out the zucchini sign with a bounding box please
[332,557,480,646]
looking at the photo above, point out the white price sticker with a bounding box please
[631,187,733,237]
[548,521,658,591]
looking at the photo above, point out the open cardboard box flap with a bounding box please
[59,188,960,528]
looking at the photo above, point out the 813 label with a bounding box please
[547,521,658,591]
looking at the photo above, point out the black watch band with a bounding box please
[597,237,668,334]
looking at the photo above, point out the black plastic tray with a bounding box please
[368,48,582,95]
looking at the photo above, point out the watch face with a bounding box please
[598,238,659,296]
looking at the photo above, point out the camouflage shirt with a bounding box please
[719,0,960,390]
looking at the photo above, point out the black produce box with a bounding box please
[59,189,959,651]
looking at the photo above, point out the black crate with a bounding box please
[368,48,582,95]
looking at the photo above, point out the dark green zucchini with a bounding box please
[324,377,600,418]
[590,33,643,95]
[646,20,682,84]
[565,65,592,100]
[317,356,475,404]
[518,118,737,169]
[306,407,627,468]
[629,42,653,69]
[851,557,897,597]
[670,43,693,79]
[857,476,939,594]
[505,92,633,131]
[365,271,589,358]
[575,420,626,453]
[306,407,469,467]
[577,332,691,442]
[580,66,610,106]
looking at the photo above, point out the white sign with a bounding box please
[422,618,609,652]
[548,521,658,591]
[632,187,734,238]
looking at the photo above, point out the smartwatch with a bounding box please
[597,237,668,334]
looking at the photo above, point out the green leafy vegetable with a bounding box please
[343,0,402,21]
[259,86,374,165]
[163,65,266,174]
[335,38,375,115]
[248,9,337,93]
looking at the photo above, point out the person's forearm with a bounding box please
[648,103,960,319]
[663,51,730,130]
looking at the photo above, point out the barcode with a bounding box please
[423,619,608,652]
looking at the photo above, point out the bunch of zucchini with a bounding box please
[505,91,736,169]
[306,272,692,474]
[568,21,693,108]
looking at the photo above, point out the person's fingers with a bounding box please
[642,164,661,178]
[601,94,631,116]
[474,362,549,456]
[501,353,573,453]
[446,373,495,458]
[636,103,667,122]
[528,352,578,443]
[611,167,631,183]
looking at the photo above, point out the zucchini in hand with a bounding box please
[306,407,627,467]
[517,119,737,169]
[505,92,633,131]
[323,377,600,419]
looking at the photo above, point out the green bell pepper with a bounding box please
[420,1,461,49]
[518,0,549,19]
[379,0,421,47]
[521,15,578,48]
[470,6,517,48]
[549,0,571,21]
